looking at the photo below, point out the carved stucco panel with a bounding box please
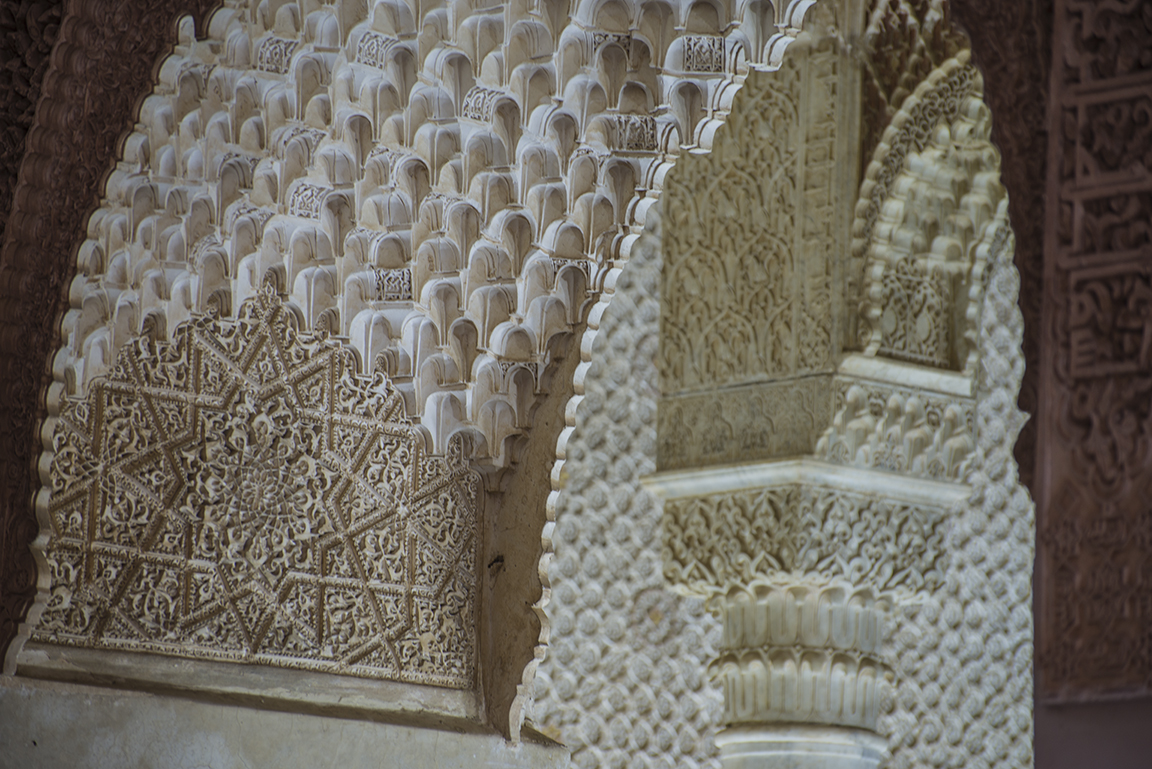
[657,377,832,471]
[0,0,880,740]
[851,56,981,348]
[660,58,802,396]
[857,67,1009,375]
[660,39,840,400]
[816,378,975,482]
[659,37,843,472]
[653,196,1034,769]
[661,484,950,596]
[0,1,1046,764]
[647,175,1031,768]
[31,287,480,687]
[4,0,809,730]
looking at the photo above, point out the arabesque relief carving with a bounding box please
[661,38,839,394]
[816,381,974,481]
[659,32,841,470]
[652,10,1034,762]
[857,71,1010,373]
[653,208,1033,768]
[658,377,832,471]
[851,56,981,347]
[661,484,948,596]
[1037,0,1152,698]
[1,0,855,736]
[858,0,969,173]
[30,286,480,687]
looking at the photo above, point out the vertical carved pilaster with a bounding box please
[654,3,1033,767]
[654,7,898,767]
[1037,0,1152,699]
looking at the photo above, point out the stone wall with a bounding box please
[0,674,569,769]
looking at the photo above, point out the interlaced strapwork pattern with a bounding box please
[36,287,481,686]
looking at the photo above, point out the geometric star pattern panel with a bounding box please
[33,286,479,689]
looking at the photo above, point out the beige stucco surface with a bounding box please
[0,675,569,769]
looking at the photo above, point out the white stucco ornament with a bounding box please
[13,0,1034,767]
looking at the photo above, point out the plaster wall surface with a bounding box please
[0,675,569,769]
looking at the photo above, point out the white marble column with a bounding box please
[646,462,964,769]
[710,583,889,769]
[714,726,886,769]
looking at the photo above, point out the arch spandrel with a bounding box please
[32,285,482,688]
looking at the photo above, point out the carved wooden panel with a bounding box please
[0,0,62,247]
[1038,0,1152,699]
[32,287,480,686]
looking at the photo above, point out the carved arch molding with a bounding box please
[0,0,1145,735]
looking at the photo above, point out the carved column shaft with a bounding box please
[714,726,886,769]
[713,584,887,730]
[712,584,889,769]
